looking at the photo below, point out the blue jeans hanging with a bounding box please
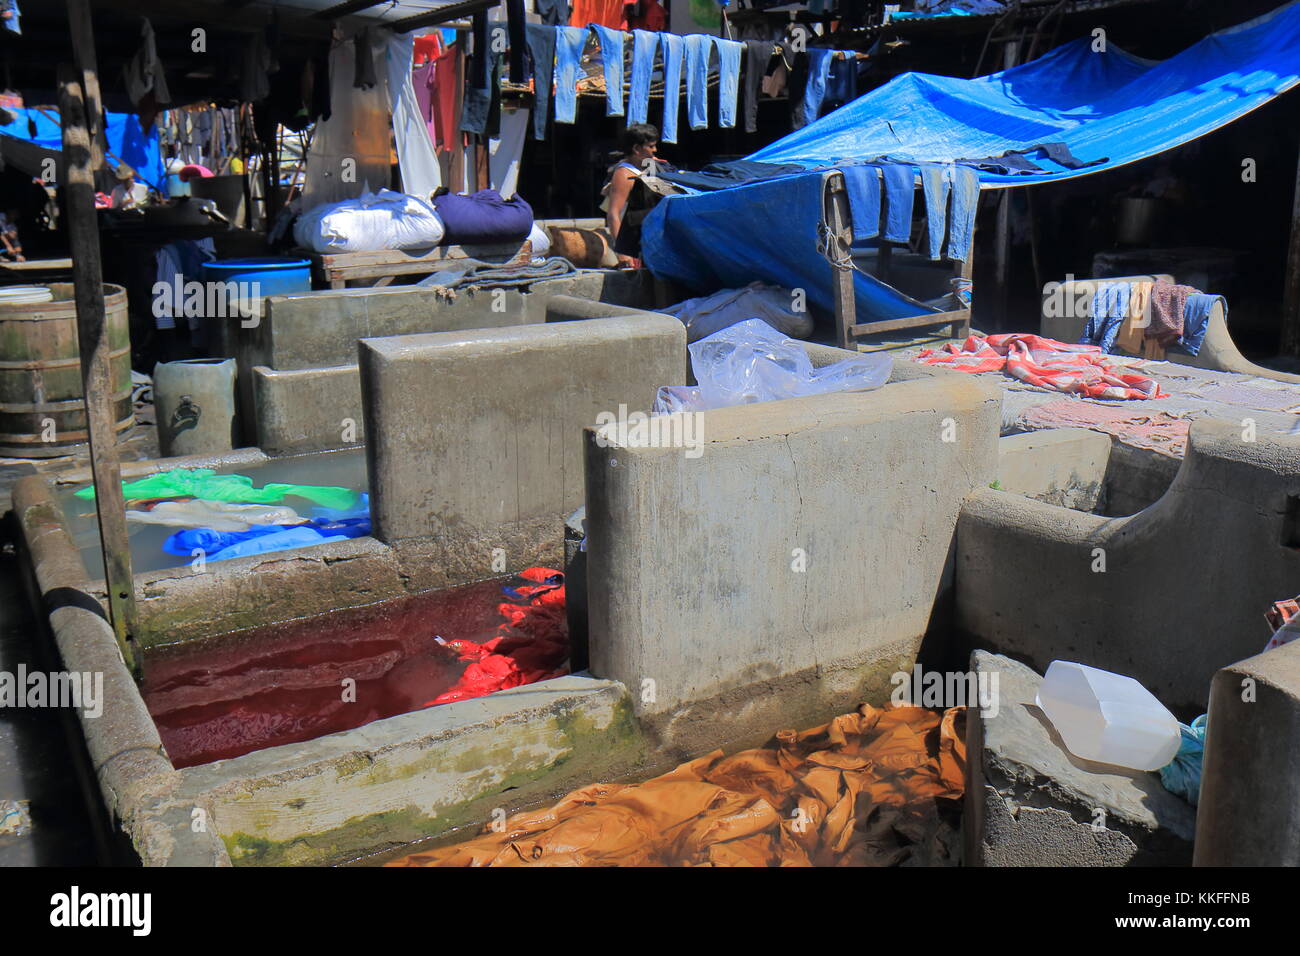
[881,163,915,243]
[660,33,685,143]
[800,49,834,128]
[713,37,743,129]
[553,25,588,125]
[684,33,712,131]
[628,30,660,126]
[526,24,557,140]
[591,24,625,117]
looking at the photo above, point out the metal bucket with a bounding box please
[0,282,133,458]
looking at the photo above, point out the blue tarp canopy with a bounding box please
[0,107,164,189]
[643,2,1300,323]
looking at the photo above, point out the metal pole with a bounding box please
[60,4,139,675]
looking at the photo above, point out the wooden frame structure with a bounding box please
[823,170,974,351]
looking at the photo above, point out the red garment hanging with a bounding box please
[414,32,444,66]
[570,0,626,29]
[625,0,667,31]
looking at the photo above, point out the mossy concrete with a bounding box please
[176,675,644,867]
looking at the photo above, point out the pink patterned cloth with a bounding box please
[1147,279,1198,346]
[1017,400,1190,457]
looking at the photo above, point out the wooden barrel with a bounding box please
[0,282,133,458]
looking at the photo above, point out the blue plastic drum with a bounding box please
[201,257,312,297]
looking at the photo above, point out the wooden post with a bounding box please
[61,5,139,675]
[1281,145,1300,356]
[824,172,856,350]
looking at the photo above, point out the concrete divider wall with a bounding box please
[956,418,1300,715]
[583,372,1001,756]
[1195,639,1300,865]
[360,314,686,577]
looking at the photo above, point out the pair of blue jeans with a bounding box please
[553,25,587,125]
[714,37,742,129]
[525,24,557,139]
[684,33,711,130]
[800,49,835,128]
[628,30,660,126]
[839,165,881,242]
[591,24,625,116]
[660,33,685,143]
[946,165,980,262]
[881,163,914,243]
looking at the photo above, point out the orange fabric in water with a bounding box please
[386,703,966,867]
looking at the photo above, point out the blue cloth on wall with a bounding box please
[591,24,625,117]
[1081,282,1130,353]
[628,30,660,126]
[659,33,685,143]
[839,165,880,242]
[1181,293,1223,356]
[553,25,587,125]
[880,163,915,243]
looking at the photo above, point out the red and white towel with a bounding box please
[917,334,1166,401]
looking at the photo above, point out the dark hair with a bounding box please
[622,123,659,152]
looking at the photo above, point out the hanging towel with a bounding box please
[743,39,770,134]
[880,163,914,243]
[591,24,626,116]
[553,25,588,125]
[946,165,979,262]
[660,32,685,143]
[1181,292,1223,356]
[628,30,660,126]
[525,24,557,140]
[684,34,712,131]
[918,164,950,260]
[713,37,743,129]
[839,165,880,243]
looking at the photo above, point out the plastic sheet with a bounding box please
[664,282,815,343]
[653,319,891,414]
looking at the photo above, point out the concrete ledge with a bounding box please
[11,474,230,866]
[965,651,1194,867]
[996,429,1111,512]
[1195,639,1300,865]
[252,364,364,456]
[176,674,645,866]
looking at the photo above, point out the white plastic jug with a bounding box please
[1035,660,1181,771]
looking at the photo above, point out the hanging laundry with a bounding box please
[946,164,980,262]
[625,0,667,31]
[467,12,489,89]
[823,53,858,110]
[743,39,772,133]
[569,0,625,29]
[1147,279,1198,346]
[839,165,881,242]
[917,334,1166,400]
[627,30,660,126]
[659,32,685,143]
[354,27,378,89]
[387,31,442,198]
[797,48,835,128]
[75,468,361,511]
[535,0,570,26]
[684,34,712,131]
[713,37,743,129]
[1113,281,1152,356]
[241,30,276,102]
[590,24,626,116]
[525,25,557,139]
[461,43,502,137]
[1181,292,1224,356]
[413,32,443,66]
[1080,282,1130,353]
[917,164,950,260]
[880,163,914,243]
[123,17,171,131]
[506,0,527,83]
[553,25,588,125]
[424,45,462,151]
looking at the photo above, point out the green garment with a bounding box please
[73,468,360,511]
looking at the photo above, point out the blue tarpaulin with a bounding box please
[643,2,1300,321]
[0,107,165,189]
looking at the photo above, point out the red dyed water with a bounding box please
[141,572,567,769]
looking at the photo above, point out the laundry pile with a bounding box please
[1078,279,1224,358]
[386,703,965,867]
[426,568,568,706]
[74,468,370,563]
[917,334,1166,400]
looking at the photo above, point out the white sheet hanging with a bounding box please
[489,107,530,199]
[385,31,442,200]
